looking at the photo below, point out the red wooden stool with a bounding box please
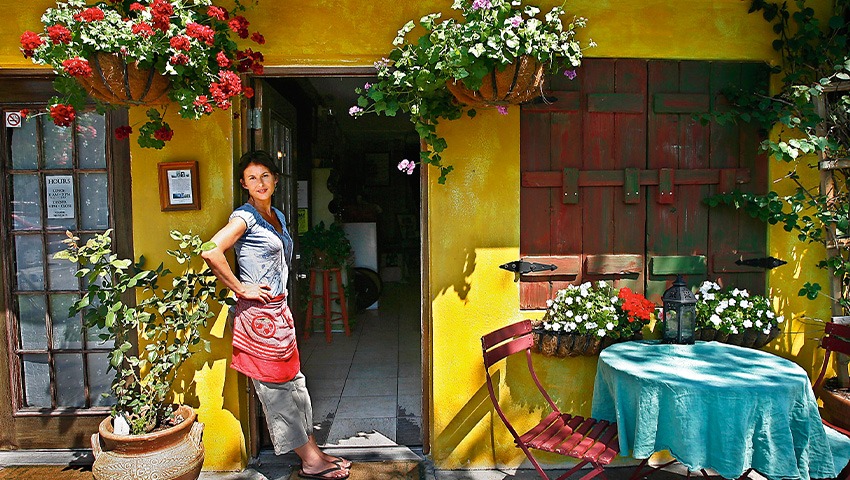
[304,267,350,343]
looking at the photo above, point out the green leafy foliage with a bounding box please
[54,229,232,435]
[351,0,594,184]
[298,222,353,269]
[704,0,850,315]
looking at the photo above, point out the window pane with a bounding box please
[77,113,105,169]
[43,121,73,170]
[11,174,41,230]
[47,234,78,291]
[87,353,115,407]
[17,295,47,350]
[86,322,114,350]
[11,116,38,170]
[55,354,85,407]
[22,354,51,408]
[80,173,109,229]
[51,294,81,349]
[46,174,77,230]
[15,235,44,291]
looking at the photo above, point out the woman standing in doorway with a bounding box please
[202,151,351,480]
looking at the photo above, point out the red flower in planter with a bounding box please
[47,25,72,44]
[114,125,132,140]
[131,22,154,38]
[228,16,249,39]
[207,6,227,21]
[77,7,105,22]
[186,22,215,46]
[19,31,43,58]
[618,287,655,323]
[169,35,191,52]
[62,58,92,78]
[154,126,173,142]
[50,104,76,127]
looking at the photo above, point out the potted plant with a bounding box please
[54,229,231,480]
[531,281,654,357]
[693,281,785,349]
[298,221,353,269]
[20,0,264,148]
[349,0,594,184]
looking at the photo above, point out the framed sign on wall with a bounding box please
[158,161,200,211]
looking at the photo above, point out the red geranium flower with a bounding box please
[114,125,132,140]
[618,287,655,323]
[153,126,174,142]
[186,22,215,46]
[131,22,154,38]
[193,95,213,115]
[20,31,43,58]
[228,16,249,39]
[207,6,227,21]
[129,2,145,12]
[47,25,72,44]
[216,51,231,68]
[20,109,29,118]
[62,57,93,78]
[242,87,254,99]
[170,53,189,66]
[50,104,76,127]
[250,32,265,45]
[169,35,191,51]
[79,7,105,22]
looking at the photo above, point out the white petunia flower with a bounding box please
[610,297,618,304]
[606,322,615,330]
[546,299,553,308]
[728,298,737,306]
[766,311,775,318]
[777,316,784,323]
[597,281,607,288]
[755,320,763,328]
[566,310,574,318]
[565,297,574,305]
[743,320,753,328]
[597,329,607,337]
[704,293,715,301]
[715,305,725,314]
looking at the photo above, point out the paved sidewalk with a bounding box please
[0,447,739,480]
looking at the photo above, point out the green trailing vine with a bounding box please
[705,0,850,314]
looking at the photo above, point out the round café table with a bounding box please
[591,340,836,480]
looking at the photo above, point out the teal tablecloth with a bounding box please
[591,341,836,480]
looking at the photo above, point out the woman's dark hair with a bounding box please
[237,150,280,180]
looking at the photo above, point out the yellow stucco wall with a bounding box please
[1,0,837,472]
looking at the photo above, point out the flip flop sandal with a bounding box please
[332,457,352,469]
[299,465,350,480]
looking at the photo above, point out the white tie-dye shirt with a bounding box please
[229,203,293,298]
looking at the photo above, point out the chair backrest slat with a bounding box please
[825,322,850,338]
[483,334,534,368]
[823,335,850,357]
[482,320,532,349]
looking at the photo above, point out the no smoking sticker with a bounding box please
[5,111,23,128]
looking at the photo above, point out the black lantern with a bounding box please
[662,275,697,344]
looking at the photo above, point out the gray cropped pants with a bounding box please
[252,372,313,454]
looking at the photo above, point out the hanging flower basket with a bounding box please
[695,327,781,349]
[76,53,171,107]
[445,55,545,108]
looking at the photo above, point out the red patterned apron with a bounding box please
[232,295,297,361]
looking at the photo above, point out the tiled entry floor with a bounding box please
[298,280,422,447]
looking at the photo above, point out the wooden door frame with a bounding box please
[240,67,431,456]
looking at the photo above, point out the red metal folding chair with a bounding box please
[814,321,850,480]
[481,320,620,480]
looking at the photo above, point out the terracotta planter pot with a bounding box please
[695,326,781,349]
[530,321,642,357]
[77,52,171,106]
[91,405,204,480]
[817,385,850,431]
[446,55,545,108]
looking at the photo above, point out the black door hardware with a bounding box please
[499,260,558,275]
[735,256,787,269]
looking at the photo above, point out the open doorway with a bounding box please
[248,76,423,453]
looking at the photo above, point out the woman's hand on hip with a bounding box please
[239,283,273,303]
